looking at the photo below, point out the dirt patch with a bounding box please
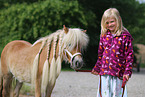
[17,70,145,97]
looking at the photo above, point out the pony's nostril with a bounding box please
[75,61,83,68]
[76,61,79,67]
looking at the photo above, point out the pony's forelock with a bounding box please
[62,28,89,51]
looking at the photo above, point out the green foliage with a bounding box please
[0,0,45,9]
[129,3,145,45]
[20,83,34,95]
[0,0,96,55]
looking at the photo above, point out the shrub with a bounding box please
[0,0,96,55]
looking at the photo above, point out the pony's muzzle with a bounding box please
[64,49,84,69]
[71,57,83,70]
[75,60,83,69]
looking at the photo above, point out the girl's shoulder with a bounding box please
[121,31,133,41]
[121,31,131,36]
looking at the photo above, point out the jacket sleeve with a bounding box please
[124,36,134,77]
[93,35,104,73]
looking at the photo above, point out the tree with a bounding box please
[0,0,96,57]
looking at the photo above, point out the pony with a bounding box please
[0,25,89,97]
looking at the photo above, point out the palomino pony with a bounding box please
[0,25,89,97]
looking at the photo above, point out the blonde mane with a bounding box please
[31,30,62,47]
[32,28,89,53]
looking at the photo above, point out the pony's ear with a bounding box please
[82,30,87,33]
[63,25,69,34]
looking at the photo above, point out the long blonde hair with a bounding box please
[101,8,127,36]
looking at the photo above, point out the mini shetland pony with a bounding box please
[0,25,89,97]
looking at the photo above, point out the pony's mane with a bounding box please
[32,28,89,52]
[32,30,62,47]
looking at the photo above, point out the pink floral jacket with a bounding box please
[93,30,134,78]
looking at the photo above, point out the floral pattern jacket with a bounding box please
[93,30,134,78]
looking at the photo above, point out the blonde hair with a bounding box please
[101,8,127,36]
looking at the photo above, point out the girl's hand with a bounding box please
[91,69,99,75]
[123,74,129,81]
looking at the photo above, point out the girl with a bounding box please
[91,8,134,97]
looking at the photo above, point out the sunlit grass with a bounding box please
[20,83,34,96]
[11,80,34,96]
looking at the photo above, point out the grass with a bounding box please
[20,83,34,96]
[61,66,93,71]
[140,63,145,68]
[11,80,34,96]
[61,67,75,71]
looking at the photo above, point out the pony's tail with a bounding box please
[31,53,39,89]
[56,56,61,78]
[49,57,57,85]
[41,59,49,96]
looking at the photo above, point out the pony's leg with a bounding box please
[35,77,41,97]
[2,73,13,97]
[0,74,3,97]
[46,84,55,97]
[13,80,23,97]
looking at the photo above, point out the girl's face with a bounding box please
[105,17,117,33]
